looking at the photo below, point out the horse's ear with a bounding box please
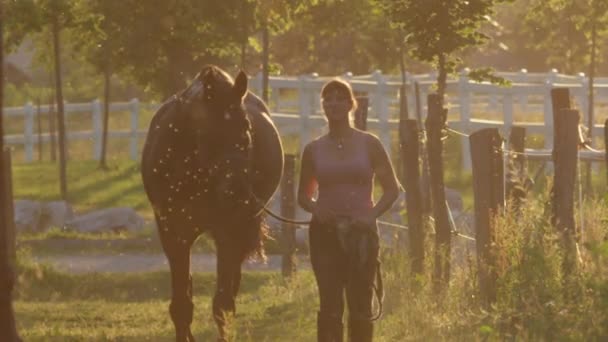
[234,71,248,100]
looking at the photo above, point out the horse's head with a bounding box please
[180,65,256,216]
[181,65,251,143]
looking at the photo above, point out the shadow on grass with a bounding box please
[15,260,273,302]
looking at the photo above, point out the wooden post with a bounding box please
[397,87,408,186]
[426,93,451,291]
[354,97,369,131]
[400,119,424,274]
[553,109,580,274]
[415,82,432,216]
[550,88,571,227]
[470,128,504,306]
[506,126,527,209]
[281,154,297,278]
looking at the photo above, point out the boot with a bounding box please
[317,311,344,342]
[348,318,373,342]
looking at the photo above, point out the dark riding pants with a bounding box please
[310,218,380,342]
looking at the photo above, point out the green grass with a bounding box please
[13,194,608,340]
[13,160,150,217]
[13,248,318,341]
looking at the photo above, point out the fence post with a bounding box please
[396,85,407,188]
[298,75,311,155]
[372,70,391,157]
[503,92,514,136]
[550,88,572,227]
[251,72,263,98]
[426,93,451,292]
[415,82,432,216]
[405,72,415,118]
[92,99,103,161]
[517,69,529,110]
[400,119,424,274]
[354,97,369,131]
[553,108,580,274]
[459,69,472,170]
[24,102,34,162]
[506,126,527,209]
[543,70,558,150]
[470,128,504,306]
[281,154,297,278]
[130,98,139,160]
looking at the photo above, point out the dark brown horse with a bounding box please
[141,65,283,341]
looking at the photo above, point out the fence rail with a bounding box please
[3,69,608,164]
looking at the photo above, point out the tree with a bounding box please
[0,2,21,340]
[248,0,303,101]
[270,0,406,75]
[71,0,126,169]
[99,0,248,98]
[379,0,513,103]
[5,0,75,200]
[525,0,608,193]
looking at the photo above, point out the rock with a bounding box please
[66,207,145,233]
[14,200,42,232]
[13,200,74,232]
[40,201,74,231]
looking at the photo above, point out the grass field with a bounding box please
[12,199,608,341]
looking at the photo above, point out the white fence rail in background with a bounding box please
[3,69,608,167]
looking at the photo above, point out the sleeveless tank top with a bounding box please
[312,132,374,216]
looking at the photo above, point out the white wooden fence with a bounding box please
[4,69,608,167]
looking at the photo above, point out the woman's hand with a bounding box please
[311,204,336,224]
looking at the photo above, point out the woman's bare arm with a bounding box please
[297,143,318,214]
[368,135,401,219]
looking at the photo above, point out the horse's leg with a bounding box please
[163,234,195,342]
[213,233,242,341]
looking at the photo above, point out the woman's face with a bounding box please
[322,88,352,122]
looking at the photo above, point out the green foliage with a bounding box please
[378,0,514,96]
[272,0,403,75]
[524,0,608,73]
[468,67,511,86]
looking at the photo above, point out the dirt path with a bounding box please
[34,254,311,274]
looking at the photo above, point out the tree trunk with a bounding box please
[52,13,68,200]
[0,3,21,338]
[426,94,451,293]
[437,54,447,106]
[99,53,111,170]
[585,20,597,195]
[262,22,270,103]
[37,98,43,161]
[48,70,57,162]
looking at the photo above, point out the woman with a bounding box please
[297,79,400,342]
